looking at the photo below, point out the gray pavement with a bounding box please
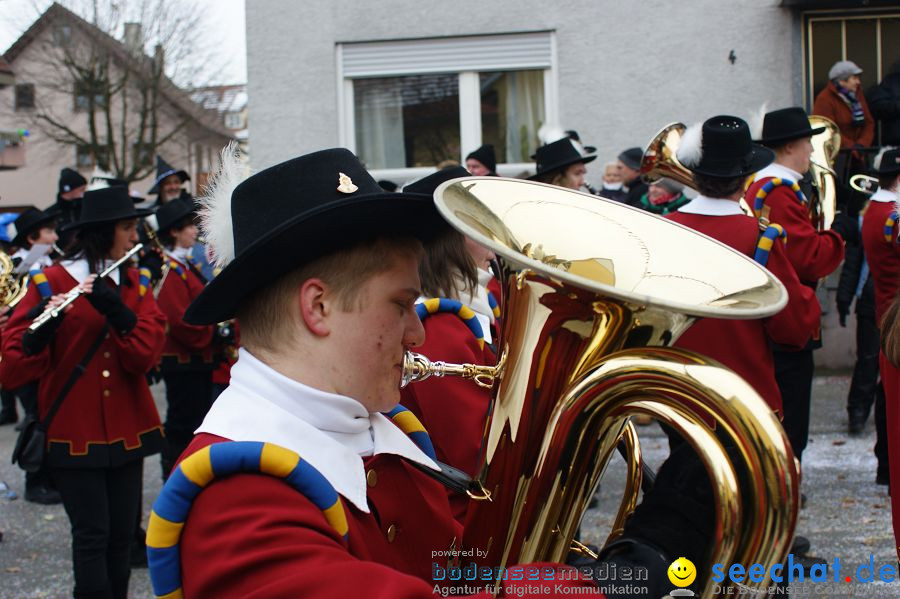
[0,373,894,598]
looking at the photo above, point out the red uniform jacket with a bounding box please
[178,434,597,598]
[861,199,900,322]
[0,265,166,467]
[744,178,844,285]
[813,81,875,150]
[667,212,821,413]
[156,258,215,370]
[400,314,496,522]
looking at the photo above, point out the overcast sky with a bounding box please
[0,0,247,84]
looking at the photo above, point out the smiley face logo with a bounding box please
[667,557,696,587]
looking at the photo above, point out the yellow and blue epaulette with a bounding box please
[486,290,501,319]
[415,298,485,350]
[146,408,436,599]
[28,268,52,299]
[753,224,787,267]
[885,212,898,243]
[168,259,187,281]
[753,177,808,222]
[138,267,152,297]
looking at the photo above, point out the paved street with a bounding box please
[0,372,894,598]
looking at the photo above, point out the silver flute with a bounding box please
[28,243,143,332]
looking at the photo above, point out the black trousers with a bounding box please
[0,387,16,419]
[774,348,815,462]
[847,305,881,421]
[50,460,143,599]
[161,370,212,479]
[875,381,889,476]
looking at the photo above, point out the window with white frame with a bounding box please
[339,31,555,173]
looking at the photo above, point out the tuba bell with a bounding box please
[640,122,695,189]
[403,177,798,598]
[0,252,29,309]
[808,115,841,231]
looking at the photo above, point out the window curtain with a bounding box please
[499,71,545,163]
[354,79,405,169]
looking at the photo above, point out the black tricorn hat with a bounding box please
[465,144,497,174]
[875,148,900,175]
[679,115,774,178]
[58,167,87,195]
[155,195,195,233]
[10,207,56,246]
[61,186,152,231]
[528,138,597,180]
[148,155,190,195]
[184,148,445,325]
[756,107,825,147]
[403,166,470,197]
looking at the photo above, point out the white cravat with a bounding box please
[870,188,898,204]
[60,257,121,285]
[196,349,438,512]
[677,195,746,216]
[753,163,804,184]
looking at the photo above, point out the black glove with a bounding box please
[830,213,860,245]
[85,281,137,335]
[837,300,850,327]
[22,309,65,356]
[139,250,164,284]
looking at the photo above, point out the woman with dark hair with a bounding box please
[529,137,597,191]
[399,167,499,522]
[0,186,166,599]
[153,198,216,478]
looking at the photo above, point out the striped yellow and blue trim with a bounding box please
[28,268,52,299]
[486,290,501,319]
[146,441,348,599]
[753,224,787,267]
[415,298,485,350]
[753,177,808,221]
[138,267,152,297]
[384,405,437,460]
[168,260,187,281]
[885,212,898,243]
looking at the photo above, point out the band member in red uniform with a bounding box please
[145,149,598,598]
[860,148,900,559]
[744,107,847,465]
[153,198,216,478]
[1,186,166,599]
[670,115,821,414]
[399,167,498,522]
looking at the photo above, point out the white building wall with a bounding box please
[246,0,800,171]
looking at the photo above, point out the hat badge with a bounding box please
[337,172,358,194]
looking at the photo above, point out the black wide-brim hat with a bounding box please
[682,115,774,178]
[184,148,446,325]
[875,148,900,175]
[403,166,471,197]
[528,138,596,180]
[11,207,56,246]
[756,107,825,147]
[61,186,152,231]
[155,195,195,233]
[148,155,190,195]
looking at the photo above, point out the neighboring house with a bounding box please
[0,3,233,206]
[191,84,249,156]
[0,56,26,171]
[246,0,900,370]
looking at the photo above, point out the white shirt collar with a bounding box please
[196,348,439,512]
[753,162,804,184]
[60,257,120,285]
[871,187,898,203]
[164,246,191,265]
[677,195,746,216]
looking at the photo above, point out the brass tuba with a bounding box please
[404,177,798,598]
[0,252,29,308]
[808,115,841,231]
[640,122,694,189]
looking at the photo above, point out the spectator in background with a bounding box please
[617,147,648,208]
[869,60,900,147]
[465,144,497,176]
[813,60,876,180]
[599,161,628,203]
[638,178,690,215]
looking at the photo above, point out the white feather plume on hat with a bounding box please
[537,124,568,146]
[197,141,249,269]
[874,146,896,172]
[86,167,116,191]
[676,122,704,168]
[747,103,769,141]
